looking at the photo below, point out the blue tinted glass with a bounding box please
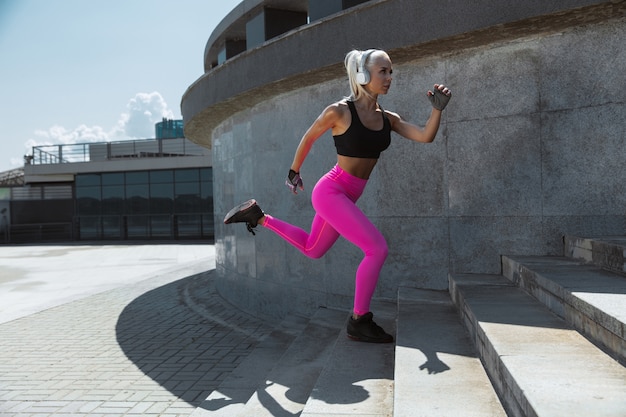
[126,171,149,184]
[79,217,101,239]
[102,185,124,214]
[175,169,199,182]
[126,184,149,214]
[200,181,212,198]
[102,172,124,185]
[175,182,199,195]
[127,215,149,238]
[151,183,174,213]
[177,214,201,237]
[200,168,212,182]
[102,216,121,238]
[76,174,100,187]
[150,170,173,183]
[76,186,101,215]
[151,215,171,237]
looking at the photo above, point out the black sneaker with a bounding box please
[224,199,264,235]
[347,312,394,343]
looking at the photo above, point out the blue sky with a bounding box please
[0,0,241,172]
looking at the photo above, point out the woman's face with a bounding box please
[366,52,393,95]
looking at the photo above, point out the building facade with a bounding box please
[0,120,214,244]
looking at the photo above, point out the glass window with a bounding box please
[175,193,201,213]
[126,184,149,214]
[0,188,11,200]
[76,186,101,215]
[176,214,201,237]
[102,185,124,214]
[126,171,149,184]
[175,168,199,182]
[102,172,124,186]
[175,182,199,196]
[202,214,214,237]
[200,168,212,182]
[150,183,173,213]
[200,181,212,199]
[150,170,173,183]
[75,174,100,187]
[175,181,200,213]
[79,216,101,240]
[151,215,171,237]
[102,215,122,239]
[127,215,149,239]
[73,168,213,241]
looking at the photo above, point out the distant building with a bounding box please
[0,120,213,244]
[155,118,184,139]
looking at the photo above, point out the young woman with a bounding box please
[224,49,451,343]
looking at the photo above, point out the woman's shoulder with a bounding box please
[383,108,401,122]
[322,99,350,118]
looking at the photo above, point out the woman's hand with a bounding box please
[285,169,304,194]
[427,84,451,111]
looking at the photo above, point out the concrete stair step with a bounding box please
[502,255,626,365]
[191,314,309,416]
[300,300,396,417]
[394,287,506,417]
[564,235,626,276]
[450,273,626,417]
[235,307,347,417]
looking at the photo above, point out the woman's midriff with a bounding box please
[337,155,378,179]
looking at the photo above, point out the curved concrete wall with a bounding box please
[182,0,626,319]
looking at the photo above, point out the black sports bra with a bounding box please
[333,100,392,159]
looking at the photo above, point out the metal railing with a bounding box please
[5,222,74,243]
[29,138,208,165]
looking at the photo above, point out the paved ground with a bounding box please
[0,244,275,416]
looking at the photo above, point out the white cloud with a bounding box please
[24,91,176,153]
[120,92,175,139]
[32,124,111,145]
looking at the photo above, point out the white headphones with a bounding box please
[356,49,376,85]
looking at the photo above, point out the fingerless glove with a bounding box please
[285,169,304,194]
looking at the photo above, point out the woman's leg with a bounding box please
[312,187,388,316]
[263,213,339,259]
[224,166,391,342]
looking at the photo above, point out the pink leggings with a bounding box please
[263,164,388,315]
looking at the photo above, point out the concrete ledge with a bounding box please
[565,235,626,276]
[300,301,396,417]
[204,0,308,71]
[502,255,626,365]
[450,273,626,417]
[395,287,506,417]
[181,0,623,147]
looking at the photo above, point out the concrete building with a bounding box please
[182,0,626,319]
[0,120,213,243]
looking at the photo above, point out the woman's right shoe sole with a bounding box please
[224,199,257,224]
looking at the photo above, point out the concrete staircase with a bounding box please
[193,236,626,416]
[450,235,626,417]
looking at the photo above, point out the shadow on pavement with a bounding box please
[117,271,396,415]
[115,270,271,406]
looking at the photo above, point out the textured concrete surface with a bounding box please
[211,13,626,319]
[503,254,626,364]
[394,287,506,417]
[450,273,626,417]
[0,244,278,416]
[0,244,401,417]
[183,0,623,139]
[0,244,214,324]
